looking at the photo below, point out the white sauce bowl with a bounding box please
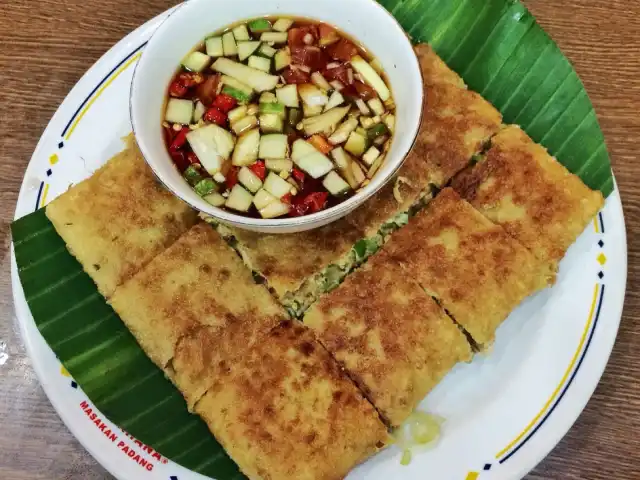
[131,0,423,233]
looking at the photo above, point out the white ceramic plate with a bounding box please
[11,7,627,480]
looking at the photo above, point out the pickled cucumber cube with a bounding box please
[165,99,194,125]
[323,171,351,196]
[222,32,238,56]
[225,184,253,212]
[238,167,263,193]
[205,37,224,57]
[182,51,211,73]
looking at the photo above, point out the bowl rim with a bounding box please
[130,0,424,230]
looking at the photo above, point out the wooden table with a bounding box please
[0,0,638,478]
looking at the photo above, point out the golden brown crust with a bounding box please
[109,223,284,408]
[304,249,472,426]
[384,188,550,347]
[451,125,605,266]
[46,137,198,297]
[195,321,390,480]
[227,218,365,299]
[412,82,502,187]
[414,44,466,88]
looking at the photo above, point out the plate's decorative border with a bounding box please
[26,39,613,480]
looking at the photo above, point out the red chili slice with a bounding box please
[186,151,201,166]
[169,127,189,151]
[248,160,267,181]
[163,125,176,145]
[169,80,188,98]
[290,45,328,71]
[225,167,240,189]
[196,74,220,106]
[178,72,204,88]
[283,67,311,85]
[288,26,318,48]
[323,63,352,85]
[326,39,359,62]
[292,167,306,186]
[212,93,238,114]
[203,107,227,126]
[304,191,329,213]
[318,24,340,46]
[354,80,377,100]
[170,150,191,172]
[281,192,293,205]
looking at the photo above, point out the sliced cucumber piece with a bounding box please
[311,72,332,91]
[253,188,277,210]
[186,124,235,175]
[344,131,367,157]
[194,178,218,196]
[350,55,391,101]
[324,91,345,112]
[360,116,375,129]
[260,200,290,219]
[222,86,252,104]
[231,114,259,135]
[212,58,279,92]
[259,102,286,118]
[362,146,381,166]
[258,44,277,58]
[323,171,351,196]
[221,75,254,96]
[368,98,385,116]
[248,55,271,73]
[298,84,329,107]
[330,147,361,189]
[288,108,303,126]
[165,99,194,125]
[225,184,254,212]
[237,41,261,62]
[259,91,278,103]
[249,18,272,34]
[259,134,289,159]
[232,24,251,42]
[328,117,358,145]
[259,113,284,133]
[238,166,263,193]
[182,51,211,73]
[383,114,395,133]
[276,84,299,108]
[265,158,293,173]
[301,105,350,136]
[263,172,292,198]
[260,32,288,44]
[272,18,294,32]
[291,139,318,160]
[228,105,248,123]
[204,192,226,207]
[193,101,206,122]
[303,103,324,118]
[274,47,292,71]
[183,164,204,185]
[351,160,366,185]
[291,140,334,179]
[232,128,260,166]
[367,123,389,143]
[222,32,238,56]
[205,37,224,57]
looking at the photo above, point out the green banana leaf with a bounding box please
[12,1,613,479]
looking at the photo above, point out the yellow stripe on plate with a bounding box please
[65,52,142,140]
[40,183,50,208]
[495,283,600,459]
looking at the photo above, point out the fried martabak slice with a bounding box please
[385,188,551,348]
[452,125,605,271]
[46,136,198,298]
[109,223,284,409]
[304,249,472,426]
[195,320,390,480]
